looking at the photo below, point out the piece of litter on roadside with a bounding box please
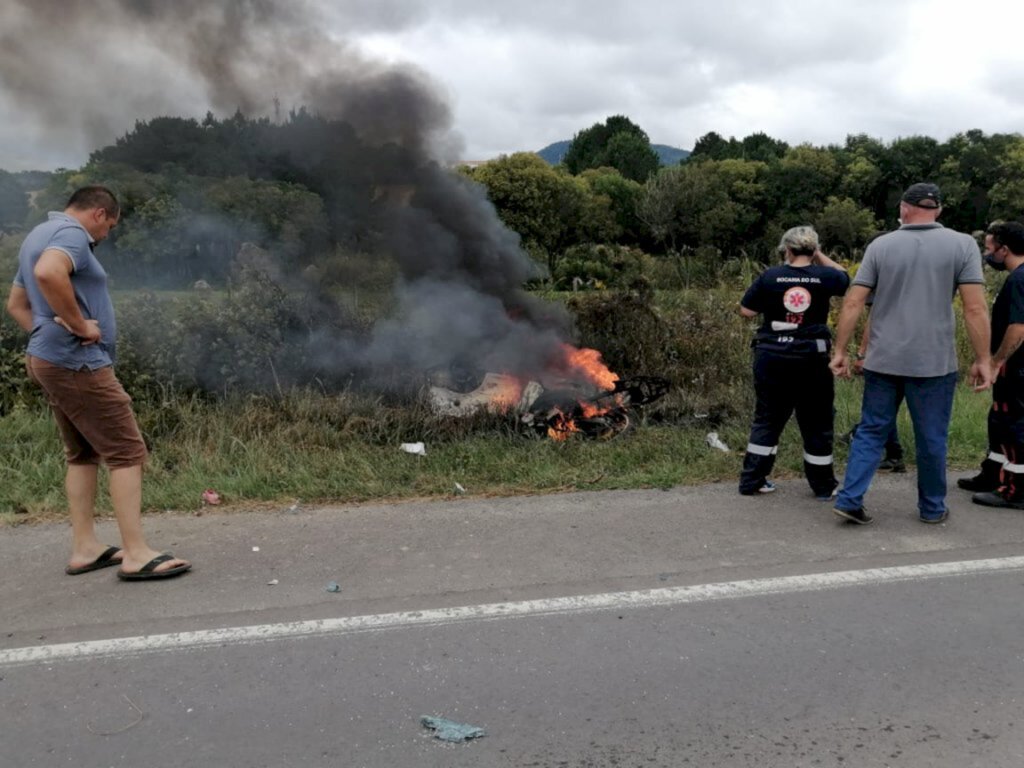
[705,432,731,452]
[267,579,279,586]
[454,482,466,494]
[201,489,221,505]
[325,581,341,593]
[400,442,426,456]
[420,715,486,743]
[251,546,260,552]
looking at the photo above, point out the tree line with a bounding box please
[2,112,1023,291]
[463,116,1024,286]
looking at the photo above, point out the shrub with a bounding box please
[568,281,754,424]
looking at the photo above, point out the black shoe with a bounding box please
[971,492,1024,510]
[833,506,874,525]
[919,508,949,524]
[739,479,776,496]
[878,457,906,473]
[957,473,1000,493]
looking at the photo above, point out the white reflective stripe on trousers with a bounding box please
[746,443,778,456]
[803,453,834,466]
[989,452,1008,464]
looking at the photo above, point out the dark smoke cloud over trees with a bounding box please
[0,0,582,393]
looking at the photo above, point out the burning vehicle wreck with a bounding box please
[428,350,669,440]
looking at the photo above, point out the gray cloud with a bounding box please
[2,0,1023,169]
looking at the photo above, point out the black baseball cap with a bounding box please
[902,183,942,209]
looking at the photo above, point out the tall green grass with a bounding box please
[1,271,999,522]
[0,378,992,523]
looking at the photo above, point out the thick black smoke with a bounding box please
[1,0,585,391]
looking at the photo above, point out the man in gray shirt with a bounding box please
[6,186,191,580]
[829,183,992,524]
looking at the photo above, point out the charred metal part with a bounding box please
[429,370,670,441]
[609,376,671,406]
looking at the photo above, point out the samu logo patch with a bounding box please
[782,286,812,314]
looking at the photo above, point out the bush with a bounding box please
[568,281,754,424]
[115,268,359,397]
[0,317,40,416]
[553,244,653,289]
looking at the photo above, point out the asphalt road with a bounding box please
[3,471,1024,767]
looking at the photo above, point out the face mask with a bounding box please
[984,252,1008,271]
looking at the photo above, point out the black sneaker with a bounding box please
[739,479,776,496]
[833,506,874,525]
[878,457,906,473]
[957,473,1000,493]
[971,492,1024,510]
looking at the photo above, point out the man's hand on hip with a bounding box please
[54,316,102,346]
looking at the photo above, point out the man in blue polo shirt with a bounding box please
[6,186,191,580]
[829,183,993,525]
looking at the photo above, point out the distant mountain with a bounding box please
[536,141,572,164]
[651,144,691,165]
[536,140,690,166]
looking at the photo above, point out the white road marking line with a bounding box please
[5,555,1024,668]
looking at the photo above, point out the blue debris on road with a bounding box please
[420,715,486,743]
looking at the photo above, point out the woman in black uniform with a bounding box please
[738,226,849,497]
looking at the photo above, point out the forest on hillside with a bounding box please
[1,112,1021,295]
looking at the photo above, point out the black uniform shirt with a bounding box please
[741,264,849,344]
[991,264,1024,374]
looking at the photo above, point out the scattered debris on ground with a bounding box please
[705,432,731,452]
[420,715,486,743]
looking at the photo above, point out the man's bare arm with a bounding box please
[959,283,993,391]
[5,285,33,332]
[829,284,871,378]
[833,285,870,352]
[32,249,100,342]
[993,324,1024,369]
[959,283,991,362]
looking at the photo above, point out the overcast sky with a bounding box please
[2,0,1023,171]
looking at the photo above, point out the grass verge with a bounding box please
[0,378,991,525]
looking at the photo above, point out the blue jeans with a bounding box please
[836,370,958,519]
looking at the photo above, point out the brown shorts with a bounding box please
[26,356,148,468]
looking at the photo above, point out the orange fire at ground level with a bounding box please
[430,342,625,440]
[556,344,619,391]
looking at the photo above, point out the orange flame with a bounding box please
[558,344,619,391]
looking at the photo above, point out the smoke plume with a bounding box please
[0,0,580,392]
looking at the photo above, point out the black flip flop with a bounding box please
[117,553,192,581]
[65,545,123,575]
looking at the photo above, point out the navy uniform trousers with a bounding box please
[990,370,1024,501]
[739,346,838,496]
